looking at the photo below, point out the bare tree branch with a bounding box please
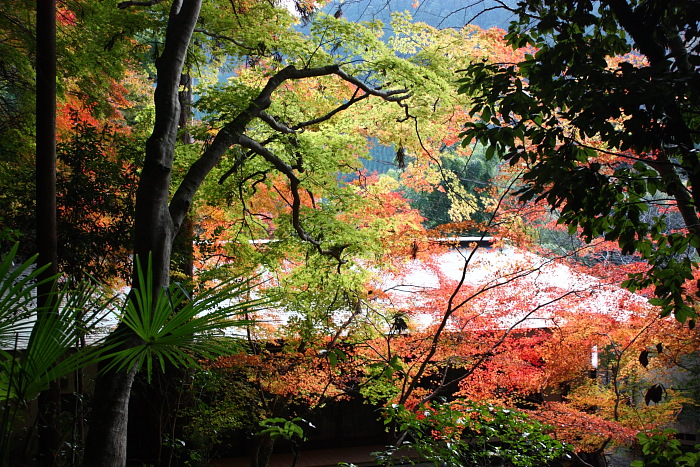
[398,174,521,405]
[238,134,299,184]
[238,134,349,264]
[193,28,255,51]
[435,0,527,29]
[258,111,295,134]
[291,88,370,130]
[335,67,410,102]
[429,288,584,403]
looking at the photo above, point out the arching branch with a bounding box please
[258,111,295,134]
[290,87,370,130]
[170,64,410,258]
[237,134,348,264]
[117,0,164,9]
[193,28,255,51]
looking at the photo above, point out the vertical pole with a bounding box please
[36,0,58,284]
[36,0,60,464]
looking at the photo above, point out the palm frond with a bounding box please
[0,279,111,403]
[0,244,56,348]
[101,257,265,381]
[0,247,113,455]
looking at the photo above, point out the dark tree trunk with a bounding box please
[126,373,165,466]
[126,71,196,466]
[251,434,275,467]
[35,0,61,465]
[172,71,196,279]
[83,2,202,465]
[82,363,137,466]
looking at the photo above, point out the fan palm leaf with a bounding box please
[100,256,264,381]
[0,245,110,461]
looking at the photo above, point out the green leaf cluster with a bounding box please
[632,429,700,467]
[0,245,264,464]
[102,256,261,380]
[459,0,700,322]
[392,147,498,230]
[177,367,264,463]
[0,245,109,462]
[258,416,309,442]
[381,400,571,467]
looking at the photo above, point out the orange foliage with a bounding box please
[333,229,698,450]
[528,402,638,451]
[183,18,698,457]
[208,344,357,408]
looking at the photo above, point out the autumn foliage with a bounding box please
[4,0,698,463]
[181,12,700,460]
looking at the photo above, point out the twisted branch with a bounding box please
[170,64,410,263]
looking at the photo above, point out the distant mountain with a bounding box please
[323,0,518,30]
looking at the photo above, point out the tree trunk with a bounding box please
[171,71,196,280]
[35,0,61,464]
[251,434,275,467]
[82,363,137,466]
[126,71,196,466]
[83,1,202,465]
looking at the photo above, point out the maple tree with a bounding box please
[188,151,699,465]
[138,17,529,464]
[349,240,697,462]
[83,2,507,464]
[197,213,700,466]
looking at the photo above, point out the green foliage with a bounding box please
[459,0,700,322]
[0,248,107,401]
[257,416,312,467]
[359,355,405,406]
[380,401,571,467]
[310,12,459,101]
[176,367,263,464]
[186,8,486,281]
[195,0,311,69]
[631,429,700,467]
[258,416,309,443]
[392,148,498,230]
[0,244,265,464]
